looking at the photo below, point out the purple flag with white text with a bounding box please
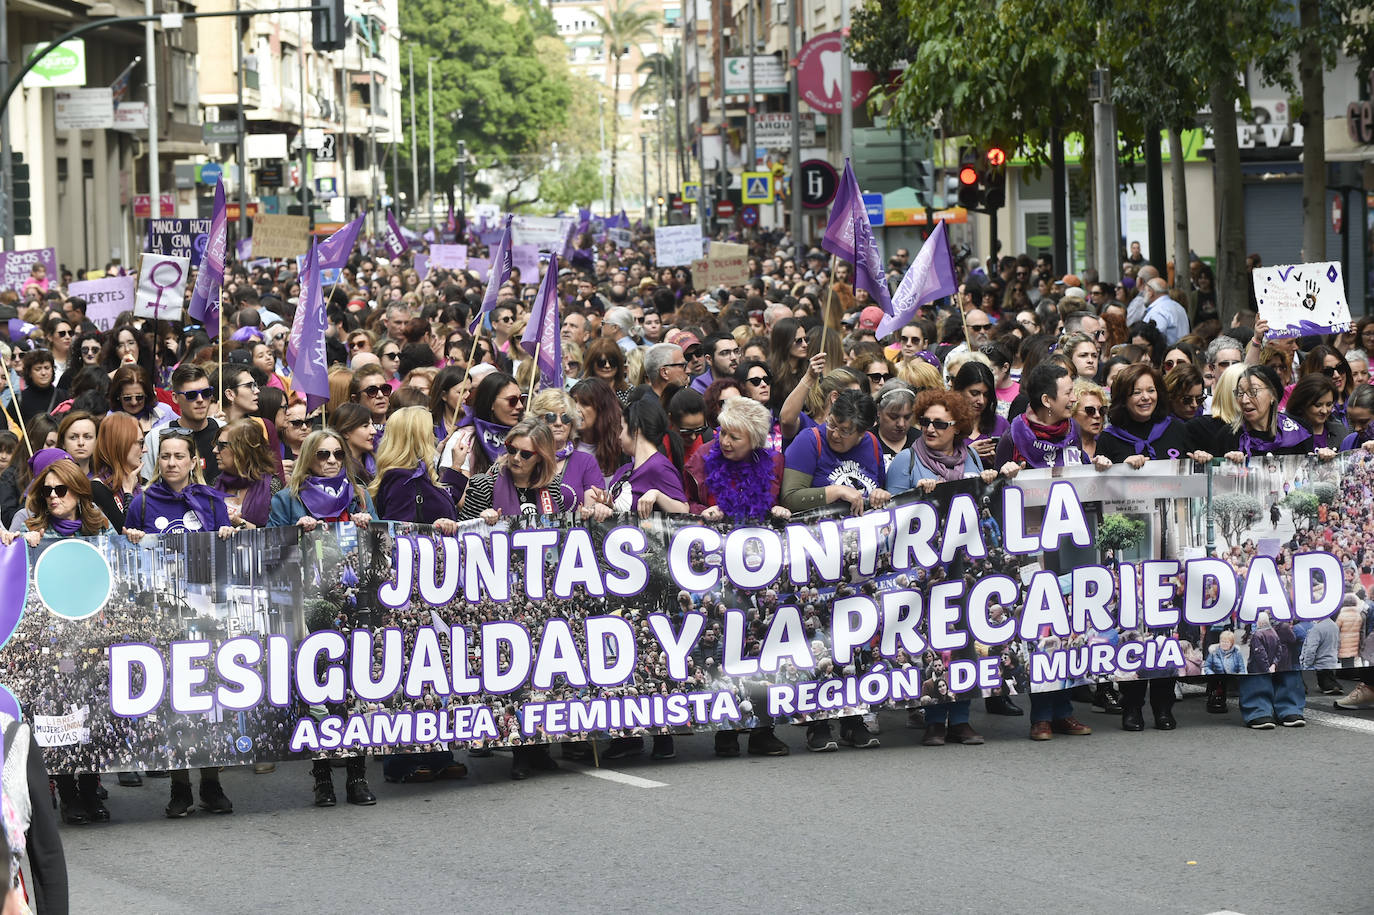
[821,158,893,315]
[471,217,513,333]
[874,220,958,339]
[318,213,365,271]
[521,257,562,389]
[381,210,409,259]
[290,240,330,410]
[187,181,227,336]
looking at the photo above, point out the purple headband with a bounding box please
[29,447,72,478]
[914,351,940,368]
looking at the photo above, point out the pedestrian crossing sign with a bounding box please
[681,181,700,203]
[742,172,774,204]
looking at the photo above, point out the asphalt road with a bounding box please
[59,677,1372,915]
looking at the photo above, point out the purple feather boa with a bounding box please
[702,442,777,520]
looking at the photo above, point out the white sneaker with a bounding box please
[1333,683,1374,710]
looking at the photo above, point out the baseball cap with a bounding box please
[1060,274,1082,288]
[666,329,700,351]
[859,305,884,331]
[1062,286,1087,301]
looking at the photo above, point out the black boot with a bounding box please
[165,779,194,818]
[1093,683,1123,714]
[312,762,336,807]
[1316,669,1343,695]
[747,728,789,756]
[1205,678,1228,714]
[1121,705,1145,731]
[78,774,109,822]
[345,757,376,805]
[984,695,1023,716]
[56,775,88,825]
[714,730,741,758]
[198,778,233,815]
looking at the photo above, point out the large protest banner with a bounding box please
[67,276,136,329]
[0,247,58,293]
[0,456,1366,774]
[146,217,213,268]
[1253,260,1351,339]
[250,214,310,260]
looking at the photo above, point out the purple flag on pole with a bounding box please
[318,212,365,271]
[874,220,958,339]
[470,216,513,333]
[521,257,562,390]
[576,207,591,235]
[291,239,330,410]
[188,180,228,337]
[821,158,893,314]
[381,210,409,259]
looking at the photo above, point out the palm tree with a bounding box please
[589,0,657,212]
[633,44,684,204]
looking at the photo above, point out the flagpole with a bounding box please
[526,342,541,402]
[0,386,29,458]
[821,252,843,366]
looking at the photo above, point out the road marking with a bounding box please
[575,766,667,789]
[1202,910,1248,915]
[1304,708,1374,736]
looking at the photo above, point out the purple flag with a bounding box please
[318,212,365,271]
[470,216,513,333]
[874,220,958,339]
[821,158,893,314]
[188,180,228,337]
[381,210,409,259]
[521,257,562,390]
[291,240,330,410]
[576,207,591,235]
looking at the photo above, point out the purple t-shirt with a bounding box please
[559,449,606,507]
[783,425,886,494]
[608,451,686,508]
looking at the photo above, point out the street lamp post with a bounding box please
[641,134,648,223]
[408,46,418,227]
[427,57,436,229]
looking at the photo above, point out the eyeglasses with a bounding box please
[54,329,73,338]
[162,427,195,439]
[230,381,261,393]
[287,418,312,429]
[349,340,369,350]
[1078,405,1102,417]
[966,323,992,333]
[1321,365,1343,377]
[683,346,703,359]
[501,394,526,409]
[494,315,514,324]
[120,393,146,404]
[315,448,346,462]
[505,444,536,460]
[1214,360,1239,370]
[80,345,101,356]
[594,357,617,370]
[867,372,892,384]
[663,362,687,371]
[212,440,229,452]
[1235,387,1267,402]
[1175,394,1204,406]
[381,351,400,360]
[541,412,573,426]
[678,425,708,437]
[916,416,955,430]
[792,337,808,346]
[1163,359,1187,370]
[39,484,69,499]
[178,386,215,401]
[900,334,923,344]
[745,375,771,387]
[360,385,388,399]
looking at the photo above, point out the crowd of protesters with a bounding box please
[0,223,1370,834]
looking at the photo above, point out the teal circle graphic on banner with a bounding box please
[33,540,112,620]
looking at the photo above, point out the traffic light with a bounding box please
[913,158,935,208]
[313,0,346,52]
[957,146,983,209]
[984,146,1007,209]
[12,153,31,236]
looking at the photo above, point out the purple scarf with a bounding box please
[702,443,777,520]
[911,436,970,483]
[133,480,223,533]
[473,417,512,462]
[1008,415,1083,468]
[491,470,573,517]
[299,472,356,519]
[1103,417,1173,459]
[216,470,272,527]
[1238,413,1312,455]
[51,518,83,536]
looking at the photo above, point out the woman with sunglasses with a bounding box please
[108,364,172,435]
[767,318,810,411]
[583,337,632,407]
[56,409,98,476]
[1097,364,1209,468]
[88,412,144,530]
[371,406,461,534]
[1161,342,1200,376]
[276,397,313,476]
[42,315,75,384]
[1281,374,1346,458]
[529,388,605,509]
[377,341,403,387]
[330,402,378,484]
[1299,344,1353,423]
[269,428,375,530]
[350,364,393,440]
[1165,364,1206,422]
[215,418,282,529]
[733,360,785,452]
[952,361,1010,464]
[1071,379,1108,461]
[569,378,626,480]
[122,430,238,818]
[1,451,114,824]
[69,330,104,378]
[445,370,525,482]
[459,417,576,526]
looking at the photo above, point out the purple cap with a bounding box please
[28,447,72,479]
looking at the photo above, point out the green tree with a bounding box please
[1283,490,1319,528]
[398,0,573,208]
[1098,513,1148,566]
[1210,492,1263,545]
[589,1,658,211]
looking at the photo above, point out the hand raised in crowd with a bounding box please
[807,352,827,380]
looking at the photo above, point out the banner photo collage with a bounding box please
[1,455,1369,774]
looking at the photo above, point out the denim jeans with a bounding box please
[1030,690,1073,724]
[923,700,971,727]
[1237,671,1305,722]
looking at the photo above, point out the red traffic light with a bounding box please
[958,165,980,186]
[985,147,1006,167]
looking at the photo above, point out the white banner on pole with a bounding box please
[134,253,190,321]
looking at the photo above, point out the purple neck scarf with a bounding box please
[51,518,83,536]
[1238,413,1311,455]
[1104,417,1173,459]
[137,480,221,532]
[473,417,512,462]
[492,470,572,517]
[216,470,272,526]
[300,472,355,519]
[702,443,777,520]
[911,436,970,483]
[555,442,576,460]
[1008,415,1083,468]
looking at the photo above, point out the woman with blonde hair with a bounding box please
[269,427,375,529]
[89,411,145,529]
[370,405,460,533]
[215,417,282,529]
[895,357,945,393]
[528,387,604,508]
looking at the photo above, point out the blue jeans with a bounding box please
[1030,690,1073,724]
[1237,671,1306,723]
[924,700,971,727]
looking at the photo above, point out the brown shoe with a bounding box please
[922,723,947,746]
[1051,716,1092,736]
[946,723,985,745]
[1029,721,1053,741]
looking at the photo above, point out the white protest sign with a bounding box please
[654,224,704,267]
[511,215,575,252]
[1252,260,1350,340]
[33,706,91,747]
[428,244,468,269]
[134,252,190,320]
